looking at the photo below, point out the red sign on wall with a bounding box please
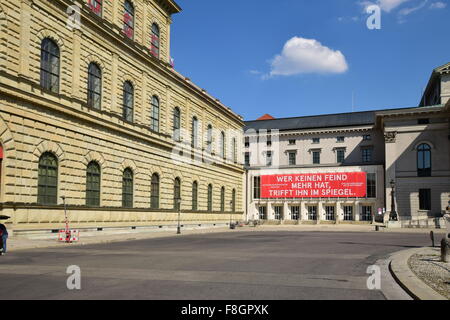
[261,172,367,198]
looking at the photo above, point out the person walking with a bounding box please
[0,223,8,255]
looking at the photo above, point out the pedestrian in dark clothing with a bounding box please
[0,223,8,255]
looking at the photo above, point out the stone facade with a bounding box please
[0,0,245,232]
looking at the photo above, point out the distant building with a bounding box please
[244,63,450,226]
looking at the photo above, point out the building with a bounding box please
[0,0,245,234]
[244,63,450,226]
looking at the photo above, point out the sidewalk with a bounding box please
[390,247,449,300]
[7,224,446,252]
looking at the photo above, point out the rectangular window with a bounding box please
[418,118,430,125]
[361,206,372,221]
[336,149,345,163]
[253,176,261,199]
[337,136,345,143]
[308,206,317,220]
[245,152,250,166]
[343,206,353,221]
[258,206,267,220]
[266,151,272,166]
[366,173,376,198]
[288,139,296,145]
[245,137,250,148]
[288,152,296,166]
[274,206,283,220]
[363,134,371,141]
[419,189,431,210]
[362,147,373,163]
[312,151,320,164]
[290,206,300,220]
[312,138,320,144]
[325,206,335,221]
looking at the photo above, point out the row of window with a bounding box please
[37,152,237,211]
[40,39,238,160]
[244,147,374,167]
[257,205,373,221]
[87,0,161,58]
[244,134,372,148]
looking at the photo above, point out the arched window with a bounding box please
[122,168,133,208]
[417,143,431,177]
[150,23,160,58]
[150,95,159,132]
[207,184,213,212]
[40,38,60,93]
[173,107,181,142]
[87,0,102,16]
[192,181,198,210]
[87,62,102,109]
[38,152,58,205]
[206,125,213,154]
[220,186,225,212]
[192,117,198,148]
[151,173,159,209]
[232,189,236,212]
[174,177,181,210]
[123,81,134,122]
[220,131,226,159]
[123,0,134,39]
[86,161,100,206]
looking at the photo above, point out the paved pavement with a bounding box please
[0,229,436,300]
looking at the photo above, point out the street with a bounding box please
[0,231,431,300]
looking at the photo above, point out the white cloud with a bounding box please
[399,0,428,16]
[429,1,447,8]
[269,37,348,77]
[359,0,412,12]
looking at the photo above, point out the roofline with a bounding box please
[156,0,182,15]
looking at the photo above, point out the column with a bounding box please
[301,201,307,221]
[267,202,273,221]
[283,202,289,222]
[336,202,343,224]
[355,201,360,222]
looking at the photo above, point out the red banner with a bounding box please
[261,172,367,198]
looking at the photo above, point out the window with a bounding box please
[288,139,296,145]
[232,189,236,212]
[363,134,371,141]
[337,136,345,143]
[220,131,225,159]
[361,206,372,221]
[274,206,283,220]
[291,206,300,220]
[150,96,159,132]
[151,173,159,209]
[173,107,181,142]
[192,181,198,211]
[86,161,100,207]
[343,206,353,221]
[220,187,225,212]
[288,152,296,166]
[266,151,272,166]
[325,206,335,221]
[38,152,58,205]
[258,206,267,220]
[245,152,250,166]
[245,138,250,148]
[123,0,134,39]
[87,62,102,109]
[123,81,134,122]
[150,23,160,58]
[308,206,317,220]
[40,38,60,93]
[174,177,181,210]
[312,138,320,144]
[419,189,431,210]
[418,118,430,125]
[366,173,376,198]
[206,125,212,153]
[362,147,373,163]
[312,150,320,164]
[207,184,213,211]
[87,0,102,16]
[417,144,431,177]
[266,137,272,147]
[336,149,345,163]
[253,176,261,199]
[122,168,133,208]
[191,117,198,148]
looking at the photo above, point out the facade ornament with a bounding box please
[384,131,397,143]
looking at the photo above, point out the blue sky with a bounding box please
[170,0,449,120]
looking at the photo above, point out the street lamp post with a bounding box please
[389,180,398,221]
[229,200,233,229]
[176,198,182,234]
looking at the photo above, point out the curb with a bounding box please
[389,247,447,300]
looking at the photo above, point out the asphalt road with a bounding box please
[0,231,431,300]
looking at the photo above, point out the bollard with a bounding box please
[430,231,435,247]
[441,238,450,263]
